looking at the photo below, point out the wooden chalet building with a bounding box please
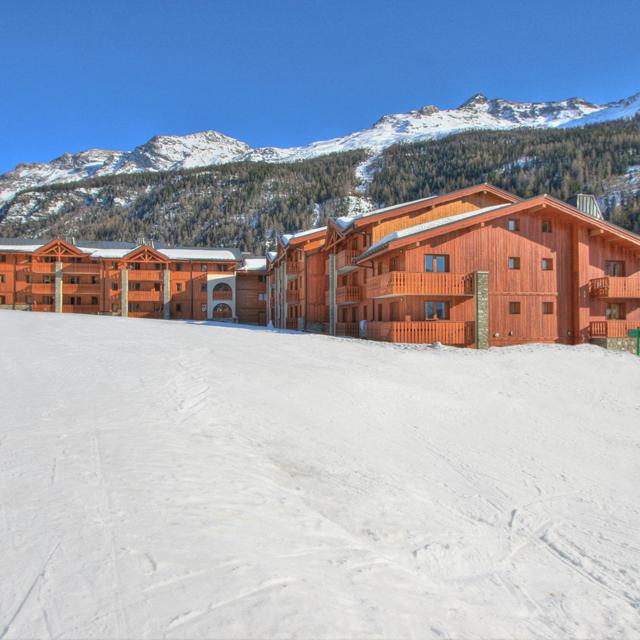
[267,184,640,352]
[0,238,267,323]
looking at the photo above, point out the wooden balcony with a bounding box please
[286,261,303,278]
[30,263,57,274]
[64,283,101,294]
[336,322,359,337]
[62,262,101,274]
[286,319,298,330]
[31,304,54,313]
[590,320,640,338]
[367,320,475,345]
[128,290,162,302]
[30,283,55,294]
[128,270,164,281]
[286,289,300,304]
[366,272,474,298]
[336,249,359,273]
[62,305,99,314]
[336,285,362,305]
[589,276,640,298]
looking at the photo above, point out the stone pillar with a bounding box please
[121,269,129,317]
[328,253,337,336]
[265,274,272,326]
[54,262,63,313]
[474,271,489,349]
[281,263,287,328]
[163,269,171,319]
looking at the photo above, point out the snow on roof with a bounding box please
[0,242,44,253]
[360,203,511,258]
[281,226,327,246]
[157,248,241,262]
[335,195,438,231]
[266,251,278,263]
[236,257,267,272]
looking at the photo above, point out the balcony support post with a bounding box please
[121,269,129,317]
[54,262,63,313]
[281,263,287,329]
[474,271,489,349]
[328,254,337,336]
[163,269,171,320]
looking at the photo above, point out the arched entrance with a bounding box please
[212,282,232,300]
[212,303,233,321]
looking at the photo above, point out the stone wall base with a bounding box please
[591,337,637,354]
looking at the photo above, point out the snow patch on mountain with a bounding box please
[1,91,639,207]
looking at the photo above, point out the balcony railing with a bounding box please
[336,322,359,337]
[31,304,54,313]
[286,319,298,330]
[366,272,474,298]
[64,283,101,294]
[589,276,640,299]
[336,285,362,305]
[212,289,233,300]
[30,263,57,274]
[590,320,640,338]
[367,320,475,345]
[62,305,100,314]
[336,249,359,273]
[128,290,162,302]
[127,270,164,281]
[286,261,303,278]
[286,289,300,304]
[30,283,55,294]
[61,263,101,274]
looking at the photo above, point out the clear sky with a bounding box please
[1,0,639,173]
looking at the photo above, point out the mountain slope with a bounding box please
[2,91,639,205]
[2,310,640,638]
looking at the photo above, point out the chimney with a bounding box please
[567,194,604,220]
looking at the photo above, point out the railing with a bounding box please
[590,320,640,338]
[63,283,101,294]
[286,289,300,304]
[31,304,54,312]
[286,261,303,277]
[336,322,359,337]
[367,320,475,345]
[128,290,162,302]
[30,263,57,274]
[336,285,362,305]
[212,289,233,300]
[61,263,101,274]
[336,249,359,273]
[127,270,164,281]
[62,305,100,314]
[589,276,640,298]
[366,272,474,298]
[286,319,298,330]
[30,283,56,294]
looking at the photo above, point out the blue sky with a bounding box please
[1,0,639,173]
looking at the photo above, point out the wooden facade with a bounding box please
[267,184,640,349]
[0,238,267,324]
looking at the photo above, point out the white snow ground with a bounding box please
[0,310,639,639]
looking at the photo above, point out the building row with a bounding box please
[0,238,267,324]
[266,184,640,352]
[2,183,639,352]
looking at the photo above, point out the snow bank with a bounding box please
[0,310,639,638]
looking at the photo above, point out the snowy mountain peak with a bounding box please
[1,89,639,206]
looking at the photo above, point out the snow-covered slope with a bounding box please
[2,91,639,205]
[1,310,639,639]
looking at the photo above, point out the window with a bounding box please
[128,303,141,312]
[507,219,519,231]
[0,296,5,305]
[0,275,4,284]
[131,282,141,291]
[176,282,183,292]
[25,275,32,284]
[175,263,183,271]
[176,303,182,312]
[541,258,553,271]
[91,296,99,305]
[91,276,98,284]
[542,302,554,315]
[112,262,118,270]
[69,257,81,263]
[67,276,80,285]
[131,263,141,270]
[425,301,450,320]
[216,264,229,272]
[153,283,161,291]
[26,296,33,304]
[605,260,625,277]
[258,275,264,282]
[43,296,52,305]
[42,276,51,284]
[258,293,266,301]
[424,254,449,273]
[508,257,521,270]
[509,301,521,315]
[377,304,383,321]
[0,255,6,263]
[43,256,55,263]
[154,263,162,270]
[542,220,552,233]
[111,282,118,291]
[390,257,399,272]
[201,303,207,313]
[606,303,624,320]
[201,264,208,272]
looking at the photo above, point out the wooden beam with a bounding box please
[589,228,605,237]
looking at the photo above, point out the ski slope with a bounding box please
[1,310,639,639]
